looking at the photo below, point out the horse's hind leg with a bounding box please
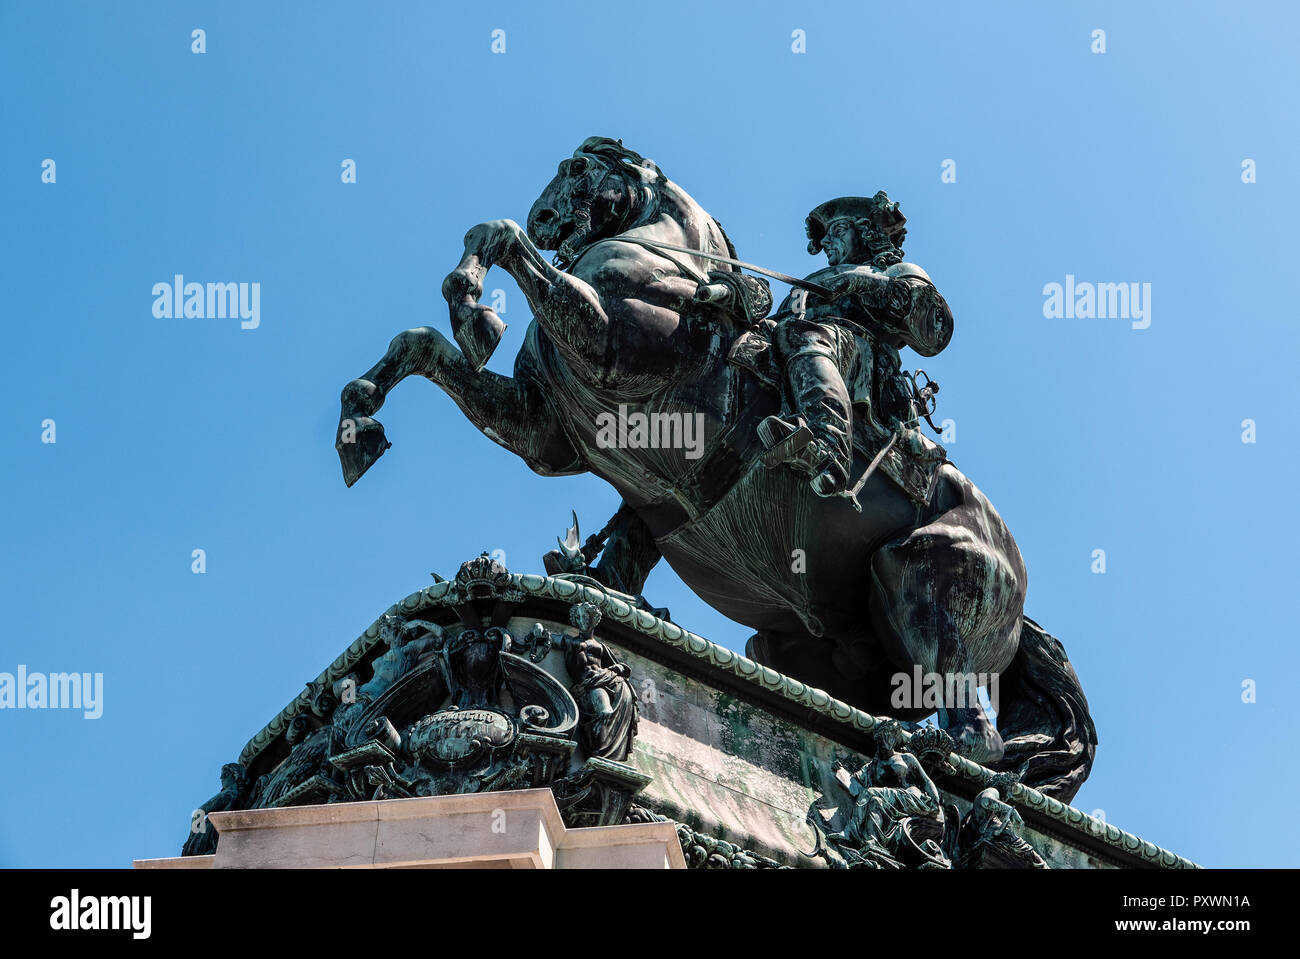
[337,326,456,486]
[337,324,580,486]
[871,583,1007,765]
[867,472,1027,765]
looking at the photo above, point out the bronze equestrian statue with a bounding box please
[335,137,1097,802]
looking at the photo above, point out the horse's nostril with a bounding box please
[535,208,557,224]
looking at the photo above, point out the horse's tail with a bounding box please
[992,616,1097,804]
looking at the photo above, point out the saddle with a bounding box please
[728,319,947,507]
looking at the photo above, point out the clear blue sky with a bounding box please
[2,1,1296,868]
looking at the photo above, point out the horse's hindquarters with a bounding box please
[867,463,1028,678]
[651,458,1028,720]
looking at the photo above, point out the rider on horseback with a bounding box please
[758,193,955,496]
[337,146,1097,798]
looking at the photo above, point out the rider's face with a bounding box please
[822,218,859,266]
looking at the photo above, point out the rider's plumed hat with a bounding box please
[805,192,907,255]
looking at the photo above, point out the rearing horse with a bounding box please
[336,137,1097,801]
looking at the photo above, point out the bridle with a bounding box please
[551,153,657,271]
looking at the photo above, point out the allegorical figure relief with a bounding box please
[181,762,248,857]
[356,614,445,704]
[826,719,945,868]
[758,192,954,496]
[562,602,639,762]
[956,785,1050,869]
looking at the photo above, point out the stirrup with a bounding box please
[758,415,814,469]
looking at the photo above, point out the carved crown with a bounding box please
[455,552,513,596]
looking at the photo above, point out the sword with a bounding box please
[846,431,900,513]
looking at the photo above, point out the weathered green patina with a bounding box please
[190,559,1192,869]
[335,137,1096,799]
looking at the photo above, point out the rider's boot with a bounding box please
[782,351,855,498]
[808,444,850,497]
[759,423,852,496]
[759,423,853,493]
[758,416,850,497]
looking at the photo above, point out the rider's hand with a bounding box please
[818,270,857,295]
[812,267,878,298]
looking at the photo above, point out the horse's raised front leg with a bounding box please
[443,219,619,380]
[336,324,580,486]
[440,237,506,373]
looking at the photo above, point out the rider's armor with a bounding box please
[765,260,953,494]
[756,193,954,497]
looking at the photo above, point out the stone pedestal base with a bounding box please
[135,789,683,869]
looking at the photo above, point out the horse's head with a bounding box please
[528,136,664,269]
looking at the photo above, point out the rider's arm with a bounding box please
[830,264,955,357]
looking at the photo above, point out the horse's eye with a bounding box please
[569,157,589,175]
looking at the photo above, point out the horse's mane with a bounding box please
[579,136,739,263]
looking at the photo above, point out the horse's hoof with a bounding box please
[336,416,392,487]
[949,722,1006,766]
